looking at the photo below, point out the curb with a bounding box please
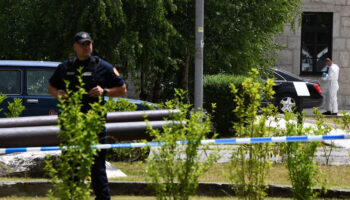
[1,181,350,198]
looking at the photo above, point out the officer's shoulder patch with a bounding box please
[113,67,120,76]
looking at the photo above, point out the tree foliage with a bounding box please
[0,0,301,102]
[204,0,301,74]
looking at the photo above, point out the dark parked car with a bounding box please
[0,60,155,117]
[261,68,323,113]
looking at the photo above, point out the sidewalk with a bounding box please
[301,108,350,150]
[303,107,350,117]
[269,108,350,165]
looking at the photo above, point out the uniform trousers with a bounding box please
[91,128,111,200]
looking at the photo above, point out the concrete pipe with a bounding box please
[0,109,180,128]
[0,120,181,148]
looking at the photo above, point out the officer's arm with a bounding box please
[104,83,127,97]
[48,83,67,99]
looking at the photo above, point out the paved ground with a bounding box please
[169,107,350,165]
[303,108,350,116]
[171,144,350,165]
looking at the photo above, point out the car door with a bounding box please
[22,67,59,116]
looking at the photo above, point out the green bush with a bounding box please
[45,68,115,200]
[4,98,25,118]
[146,89,217,200]
[0,93,25,117]
[0,93,6,113]
[228,68,276,199]
[203,74,264,137]
[281,110,328,200]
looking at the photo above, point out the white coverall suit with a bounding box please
[323,63,339,114]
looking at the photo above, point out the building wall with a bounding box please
[275,0,350,108]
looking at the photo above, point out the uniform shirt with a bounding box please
[49,56,125,112]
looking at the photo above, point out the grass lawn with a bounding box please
[0,161,349,199]
[110,162,350,189]
[1,162,349,189]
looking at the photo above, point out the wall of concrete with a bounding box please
[275,0,350,108]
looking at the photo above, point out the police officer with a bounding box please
[48,31,127,200]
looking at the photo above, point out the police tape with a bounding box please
[1,134,350,154]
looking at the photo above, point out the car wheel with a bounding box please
[275,94,301,113]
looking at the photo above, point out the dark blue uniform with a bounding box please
[50,56,124,112]
[49,56,124,200]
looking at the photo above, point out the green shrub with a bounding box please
[146,89,217,200]
[45,68,116,200]
[4,98,25,118]
[0,93,6,113]
[281,110,327,200]
[204,73,264,137]
[228,68,277,199]
[0,93,25,118]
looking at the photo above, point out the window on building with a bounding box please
[300,12,333,75]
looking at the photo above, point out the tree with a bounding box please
[0,0,125,60]
[0,0,179,102]
[0,0,301,102]
[204,0,301,75]
[116,0,180,102]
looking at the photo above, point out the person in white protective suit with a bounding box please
[322,58,339,115]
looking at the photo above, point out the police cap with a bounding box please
[74,31,92,44]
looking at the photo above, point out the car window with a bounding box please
[27,69,54,95]
[275,70,303,81]
[273,72,285,81]
[0,70,21,94]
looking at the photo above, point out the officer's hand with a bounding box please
[88,86,103,98]
[57,90,67,99]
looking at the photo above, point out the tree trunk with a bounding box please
[152,72,163,103]
[139,63,147,100]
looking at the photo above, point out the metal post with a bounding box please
[194,0,204,110]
